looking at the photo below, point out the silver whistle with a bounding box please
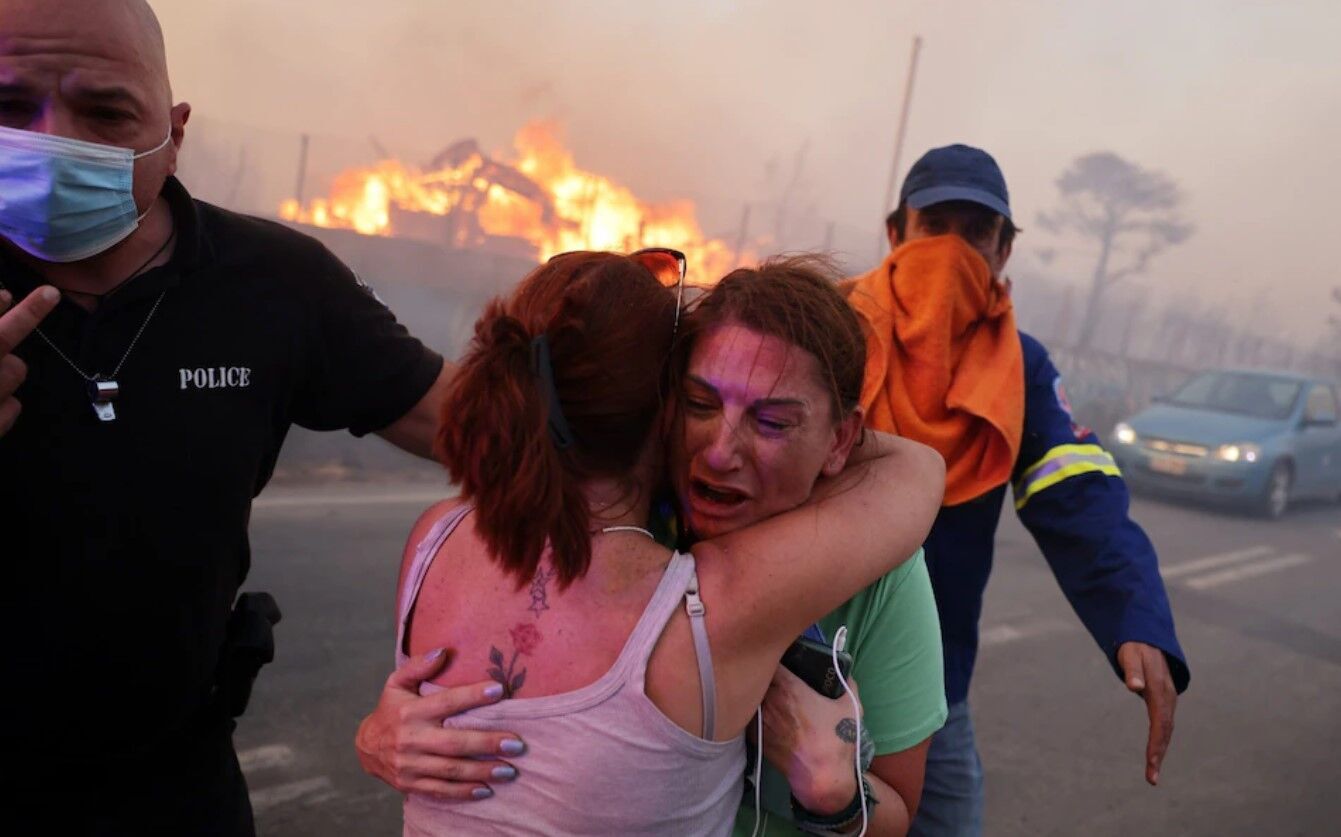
[89,378,120,422]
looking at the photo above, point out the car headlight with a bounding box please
[1215,443,1261,463]
[1114,422,1137,445]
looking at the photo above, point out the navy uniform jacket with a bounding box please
[927,332,1190,705]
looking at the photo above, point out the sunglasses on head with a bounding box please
[547,247,688,335]
[629,247,688,334]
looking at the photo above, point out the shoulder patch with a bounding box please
[1052,375,1092,440]
[354,273,388,308]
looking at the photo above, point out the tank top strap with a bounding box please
[619,551,692,684]
[395,504,475,665]
[623,551,718,739]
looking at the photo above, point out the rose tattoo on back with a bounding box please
[488,623,542,698]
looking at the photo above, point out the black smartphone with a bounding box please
[781,636,853,699]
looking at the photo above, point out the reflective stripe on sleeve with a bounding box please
[1014,443,1122,510]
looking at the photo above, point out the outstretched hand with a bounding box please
[1117,641,1177,786]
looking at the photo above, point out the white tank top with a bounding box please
[396,505,746,836]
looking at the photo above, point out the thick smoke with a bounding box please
[154,0,1341,342]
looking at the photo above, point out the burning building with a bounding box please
[259,122,752,480]
[279,120,742,283]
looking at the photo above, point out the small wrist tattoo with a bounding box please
[835,717,857,744]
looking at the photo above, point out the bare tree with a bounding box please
[1038,152,1194,349]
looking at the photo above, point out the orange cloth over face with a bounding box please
[849,235,1025,505]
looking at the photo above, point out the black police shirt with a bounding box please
[0,178,444,763]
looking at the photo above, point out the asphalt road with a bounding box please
[236,481,1341,836]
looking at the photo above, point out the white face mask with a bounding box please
[0,126,172,263]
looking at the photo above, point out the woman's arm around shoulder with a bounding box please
[357,495,524,800]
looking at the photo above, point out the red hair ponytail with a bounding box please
[436,253,676,587]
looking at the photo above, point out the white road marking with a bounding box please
[238,744,295,774]
[304,788,342,807]
[1161,545,1275,579]
[979,619,1073,648]
[253,489,448,509]
[979,624,1025,646]
[1183,553,1312,591]
[249,776,335,814]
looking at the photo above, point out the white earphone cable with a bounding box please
[832,625,868,837]
[750,707,765,837]
[755,626,866,837]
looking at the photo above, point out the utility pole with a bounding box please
[876,36,923,263]
[294,133,310,206]
[774,141,810,248]
[733,203,752,267]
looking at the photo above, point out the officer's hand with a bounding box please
[0,286,59,437]
[356,647,526,800]
[758,665,862,816]
[1117,641,1177,786]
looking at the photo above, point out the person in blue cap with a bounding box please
[837,144,1191,835]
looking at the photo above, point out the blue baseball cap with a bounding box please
[900,144,1011,221]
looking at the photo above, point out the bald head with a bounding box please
[121,0,171,97]
[0,0,190,246]
[124,0,170,97]
[0,0,171,102]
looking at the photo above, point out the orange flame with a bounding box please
[279,120,741,282]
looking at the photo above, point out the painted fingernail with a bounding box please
[483,683,505,700]
[425,647,446,662]
[491,765,517,781]
[500,738,526,756]
[472,787,494,800]
[39,286,60,303]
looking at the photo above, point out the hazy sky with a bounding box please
[152,0,1341,340]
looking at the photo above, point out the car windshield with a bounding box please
[1168,372,1302,420]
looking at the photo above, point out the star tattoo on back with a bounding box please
[528,566,556,618]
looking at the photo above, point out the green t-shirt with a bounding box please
[731,549,948,836]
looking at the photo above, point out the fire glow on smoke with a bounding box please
[280,121,742,282]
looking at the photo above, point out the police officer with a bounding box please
[846,145,1190,836]
[0,2,521,832]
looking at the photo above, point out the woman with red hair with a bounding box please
[393,250,944,835]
